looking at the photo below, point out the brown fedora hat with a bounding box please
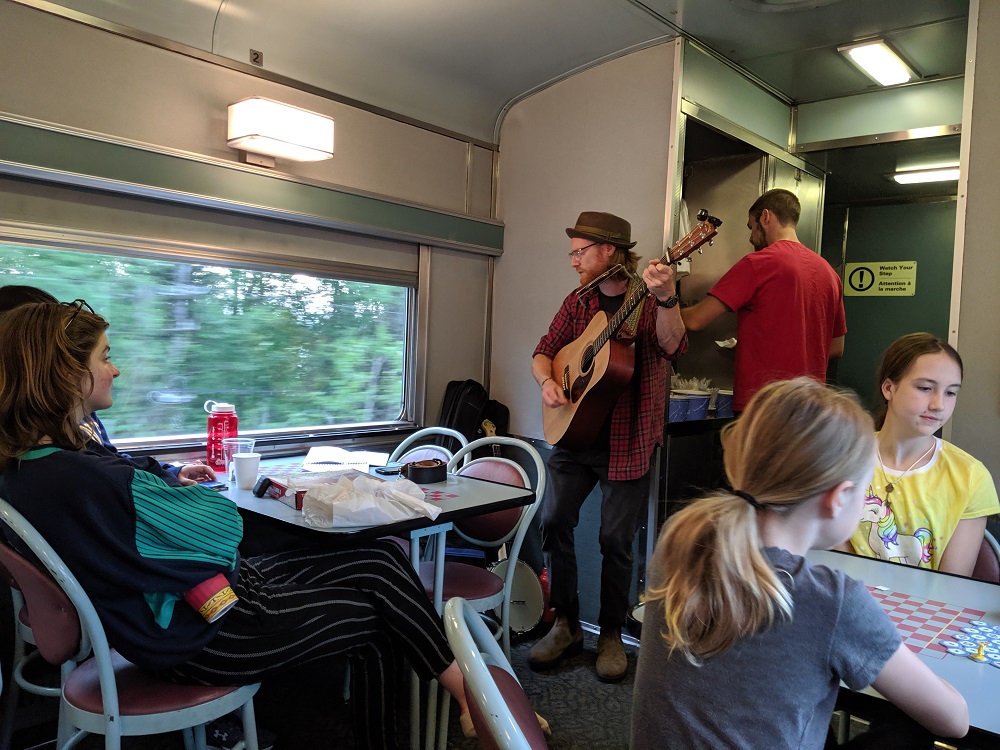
[566,211,637,249]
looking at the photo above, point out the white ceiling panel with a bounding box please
[32,0,969,142]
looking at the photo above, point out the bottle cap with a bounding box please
[204,400,236,413]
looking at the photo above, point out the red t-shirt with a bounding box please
[709,240,846,411]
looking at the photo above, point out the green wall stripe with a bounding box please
[0,119,504,253]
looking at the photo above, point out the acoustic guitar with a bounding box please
[542,210,722,449]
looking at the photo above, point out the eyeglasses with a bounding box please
[62,299,95,330]
[567,242,600,260]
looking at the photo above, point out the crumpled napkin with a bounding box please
[301,474,441,528]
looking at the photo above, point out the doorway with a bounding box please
[809,135,960,407]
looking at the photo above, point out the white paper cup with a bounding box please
[233,452,262,490]
[222,438,256,482]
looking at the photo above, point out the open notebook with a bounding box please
[301,445,390,472]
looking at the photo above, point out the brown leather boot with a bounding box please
[596,629,627,683]
[527,615,583,669]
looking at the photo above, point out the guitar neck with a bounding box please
[593,221,715,350]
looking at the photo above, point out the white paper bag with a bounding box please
[301,474,441,528]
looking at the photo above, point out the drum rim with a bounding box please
[487,558,544,633]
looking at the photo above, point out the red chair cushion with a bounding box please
[418,561,503,602]
[972,538,1000,583]
[398,446,452,464]
[0,544,81,664]
[64,650,248,715]
[454,462,525,543]
[464,665,548,750]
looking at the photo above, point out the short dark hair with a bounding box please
[873,332,963,429]
[0,285,58,315]
[749,189,800,227]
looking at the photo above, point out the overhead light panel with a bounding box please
[888,164,960,185]
[839,39,915,87]
[227,97,334,167]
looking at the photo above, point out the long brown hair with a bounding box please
[873,332,963,430]
[645,377,874,664]
[0,303,109,468]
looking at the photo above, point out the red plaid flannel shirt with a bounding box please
[534,288,686,481]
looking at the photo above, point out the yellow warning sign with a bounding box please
[844,261,916,297]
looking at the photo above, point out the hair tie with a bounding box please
[734,490,764,510]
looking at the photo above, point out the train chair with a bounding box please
[418,436,545,659]
[0,583,64,750]
[444,597,547,750]
[388,426,470,466]
[0,499,260,750]
[972,528,1000,584]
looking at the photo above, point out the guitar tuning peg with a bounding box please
[707,241,713,247]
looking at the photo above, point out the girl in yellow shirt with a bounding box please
[845,333,999,576]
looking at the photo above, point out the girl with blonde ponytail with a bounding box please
[631,377,968,749]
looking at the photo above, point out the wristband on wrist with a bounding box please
[541,377,553,388]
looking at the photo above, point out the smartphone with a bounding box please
[200,480,229,492]
[374,463,404,475]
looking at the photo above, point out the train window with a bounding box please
[1,243,409,445]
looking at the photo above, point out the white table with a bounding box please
[809,549,1000,736]
[223,456,535,750]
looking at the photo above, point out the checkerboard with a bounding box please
[868,586,992,660]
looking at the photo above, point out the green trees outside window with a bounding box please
[2,244,408,442]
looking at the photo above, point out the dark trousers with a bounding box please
[539,445,650,630]
[167,540,452,750]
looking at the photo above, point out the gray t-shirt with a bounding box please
[631,547,901,749]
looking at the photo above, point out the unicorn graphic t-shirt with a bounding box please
[850,438,999,570]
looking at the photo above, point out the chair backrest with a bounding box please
[452,458,529,545]
[972,528,1000,583]
[389,426,469,466]
[446,438,545,560]
[0,543,83,665]
[444,597,547,750]
[0,501,119,713]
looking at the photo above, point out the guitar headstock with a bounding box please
[665,210,722,265]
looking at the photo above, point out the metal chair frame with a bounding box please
[443,597,545,750]
[0,587,65,750]
[388,426,470,466]
[442,436,546,659]
[0,500,259,750]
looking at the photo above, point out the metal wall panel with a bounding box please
[796,78,965,147]
[681,44,792,151]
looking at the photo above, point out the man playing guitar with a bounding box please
[529,211,685,683]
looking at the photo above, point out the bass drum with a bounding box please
[487,559,545,634]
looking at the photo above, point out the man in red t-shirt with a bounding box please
[681,189,846,412]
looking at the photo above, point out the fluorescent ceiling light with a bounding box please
[888,165,960,185]
[839,40,915,87]
[227,98,334,164]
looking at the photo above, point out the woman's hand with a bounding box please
[177,462,217,486]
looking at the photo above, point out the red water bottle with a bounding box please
[204,400,238,471]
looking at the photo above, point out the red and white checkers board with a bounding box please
[868,586,1000,665]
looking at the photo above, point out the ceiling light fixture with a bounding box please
[838,39,915,87]
[888,164,960,185]
[227,97,334,168]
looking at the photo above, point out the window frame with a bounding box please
[0,221,426,455]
